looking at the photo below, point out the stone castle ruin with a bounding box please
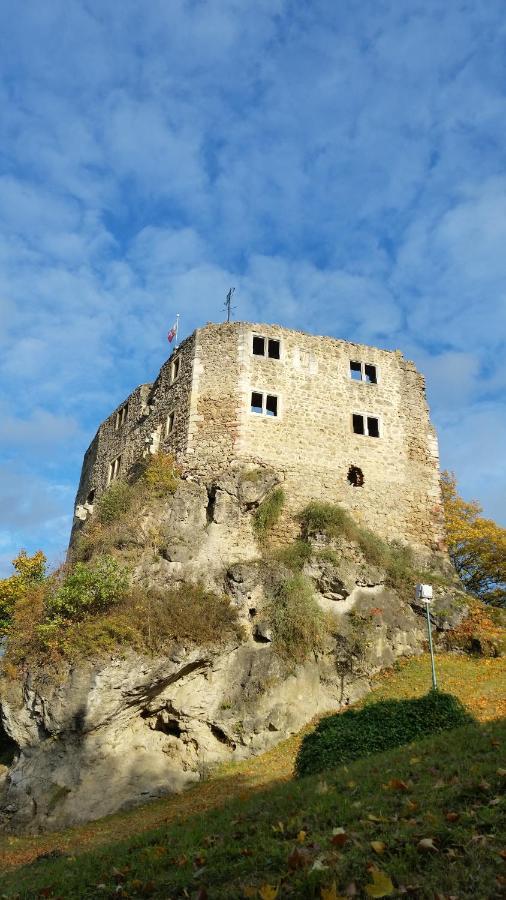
[73,322,445,552]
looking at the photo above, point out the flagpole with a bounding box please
[175,313,180,349]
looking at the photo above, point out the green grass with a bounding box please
[253,488,285,540]
[1,717,504,898]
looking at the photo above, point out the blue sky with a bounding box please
[1,0,505,576]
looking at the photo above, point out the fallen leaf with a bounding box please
[371,841,386,855]
[243,887,257,898]
[297,830,307,843]
[385,779,409,792]
[271,821,285,833]
[365,868,394,897]
[497,768,506,777]
[418,837,438,852]
[331,827,349,848]
[288,846,311,869]
[259,886,278,900]
[367,814,387,823]
[311,855,329,872]
[445,812,460,823]
[320,883,347,900]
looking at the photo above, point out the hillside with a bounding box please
[0,653,504,898]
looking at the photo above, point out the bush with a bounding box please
[295,691,474,777]
[253,488,285,540]
[97,481,133,525]
[46,556,129,622]
[274,540,312,572]
[300,501,357,541]
[142,452,180,496]
[268,574,326,663]
[0,550,47,635]
[127,582,242,651]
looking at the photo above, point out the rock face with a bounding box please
[0,467,458,833]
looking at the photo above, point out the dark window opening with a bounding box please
[353,413,365,435]
[251,391,263,414]
[171,357,180,382]
[266,394,278,416]
[166,411,175,436]
[347,466,364,487]
[364,364,377,384]
[86,489,95,504]
[268,339,280,359]
[350,361,362,381]
[253,336,265,356]
[367,416,380,437]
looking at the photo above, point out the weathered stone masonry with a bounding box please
[72,322,445,551]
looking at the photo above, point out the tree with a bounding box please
[0,549,47,634]
[441,471,506,607]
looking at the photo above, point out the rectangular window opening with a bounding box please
[166,411,175,436]
[265,394,278,416]
[367,416,380,437]
[171,357,180,383]
[268,339,280,359]
[108,455,121,484]
[350,361,362,381]
[253,336,265,356]
[364,364,377,384]
[352,413,365,435]
[251,391,264,414]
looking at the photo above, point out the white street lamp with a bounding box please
[416,584,437,690]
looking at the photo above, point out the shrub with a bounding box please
[295,691,474,777]
[97,481,133,525]
[274,540,312,572]
[127,582,242,651]
[46,556,129,622]
[268,574,326,663]
[0,550,47,635]
[253,488,285,540]
[142,452,180,496]
[300,501,357,541]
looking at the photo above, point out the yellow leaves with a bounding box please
[370,840,386,855]
[297,830,307,843]
[364,868,394,897]
[258,885,278,900]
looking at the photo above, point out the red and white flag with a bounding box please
[167,321,177,343]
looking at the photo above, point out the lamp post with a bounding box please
[416,583,437,691]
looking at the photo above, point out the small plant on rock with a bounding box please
[97,481,133,525]
[268,573,326,663]
[142,452,181,496]
[46,555,129,622]
[253,488,285,541]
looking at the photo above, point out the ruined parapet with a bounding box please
[71,322,445,551]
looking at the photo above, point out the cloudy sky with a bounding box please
[1,0,505,576]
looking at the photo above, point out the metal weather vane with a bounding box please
[224,287,236,323]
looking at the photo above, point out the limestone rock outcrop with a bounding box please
[0,467,458,833]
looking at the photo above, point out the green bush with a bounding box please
[269,574,326,663]
[274,540,312,572]
[97,481,133,525]
[253,488,285,540]
[46,556,129,622]
[300,501,357,541]
[295,691,474,777]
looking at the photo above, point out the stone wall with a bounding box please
[72,322,445,551]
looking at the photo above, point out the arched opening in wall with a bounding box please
[347,465,364,487]
[86,489,95,504]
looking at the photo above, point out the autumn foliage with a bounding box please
[0,549,46,635]
[441,471,506,607]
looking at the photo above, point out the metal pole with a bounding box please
[425,602,437,691]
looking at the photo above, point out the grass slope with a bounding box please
[0,654,504,898]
